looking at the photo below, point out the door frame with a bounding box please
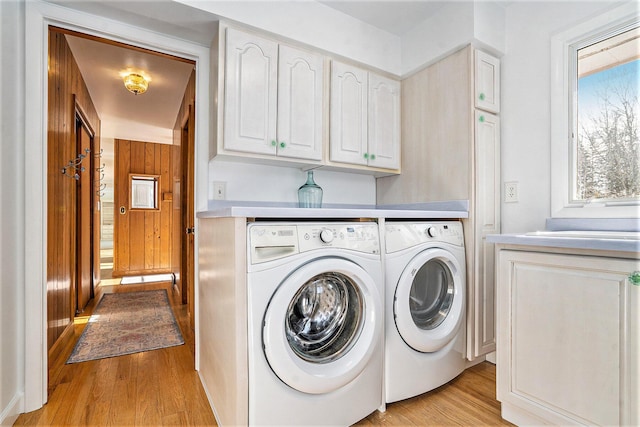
[24,0,210,412]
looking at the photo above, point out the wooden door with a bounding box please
[113,139,173,277]
[181,106,195,322]
[223,27,278,155]
[76,116,93,313]
[330,60,368,166]
[276,44,323,161]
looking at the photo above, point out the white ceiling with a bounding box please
[63,0,451,143]
[65,34,195,136]
[319,1,449,35]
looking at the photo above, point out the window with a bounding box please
[130,174,159,210]
[574,27,639,202]
[551,3,639,218]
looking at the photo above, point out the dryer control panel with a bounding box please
[249,222,380,264]
[386,222,464,253]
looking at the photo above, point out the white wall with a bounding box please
[176,0,402,75]
[0,0,25,424]
[209,161,376,205]
[400,1,505,77]
[500,0,621,233]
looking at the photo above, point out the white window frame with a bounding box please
[550,2,640,218]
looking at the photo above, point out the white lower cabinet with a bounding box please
[496,249,639,426]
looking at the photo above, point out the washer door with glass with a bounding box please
[263,257,382,394]
[394,248,464,353]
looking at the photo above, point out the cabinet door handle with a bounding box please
[479,115,485,123]
[479,92,486,101]
[370,154,376,160]
[271,140,277,146]
[279,141,286,149]
[363,153,369,159]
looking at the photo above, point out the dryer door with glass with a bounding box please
[263,257,382,394]
[394,248,464,353]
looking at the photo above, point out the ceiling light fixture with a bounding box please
[123,72,149,95]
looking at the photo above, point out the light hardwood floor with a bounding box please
[15,281,511,426]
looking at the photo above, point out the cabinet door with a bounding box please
[497,250,639,426]
[224,28,278,155]
[474,50,500,113]
[277,45,323,161]
[469,111,500,359]
[330,61,368,166]
[368,74,400,170]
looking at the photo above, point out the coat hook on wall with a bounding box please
[61,148,91,180]
[95,162,106,197]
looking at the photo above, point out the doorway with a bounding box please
[25,3,210,412]
[46,26,197,361]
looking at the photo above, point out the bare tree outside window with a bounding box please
[575,27,640,202]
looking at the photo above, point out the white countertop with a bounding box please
[197,200,469,219]
[487,231,640,254]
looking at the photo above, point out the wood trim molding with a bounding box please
[50,25,196,65]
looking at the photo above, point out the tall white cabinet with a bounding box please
[376,45,501,360]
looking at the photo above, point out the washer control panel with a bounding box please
[385,221,464,253]
[249,222,380,264]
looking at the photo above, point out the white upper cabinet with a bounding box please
[474,50,500,113]
[330,61,369,166]
[330,61,400,171]
[368,74,401,170]
[224,28,278,156]
[277,45,323,161]
[223,28,323,161]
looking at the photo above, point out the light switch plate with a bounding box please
[213,181,226,200]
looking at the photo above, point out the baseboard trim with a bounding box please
[0,391,23,427]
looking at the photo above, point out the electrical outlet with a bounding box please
[213,181,226,200]
[504,181,518,203]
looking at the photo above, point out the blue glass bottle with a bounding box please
[298,170,323,208]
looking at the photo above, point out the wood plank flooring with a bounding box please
[15,282,511,426]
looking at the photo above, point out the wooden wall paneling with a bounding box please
[160,145,172,270]
[129,141,146,273]
[47,28,101,349]
[113,139,174,277]
[114,139,131,274]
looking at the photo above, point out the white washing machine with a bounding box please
[384,221,466,403]
[247,222,384,426]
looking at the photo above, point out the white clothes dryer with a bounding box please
[384,221,466,403]
[247,222,384,426]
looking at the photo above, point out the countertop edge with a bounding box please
[487,233,640,254]
[197,204,469,219]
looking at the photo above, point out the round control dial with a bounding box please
[320,229,334,243]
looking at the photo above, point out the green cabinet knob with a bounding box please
[370,154,376,160]
[271,140,277,146]
[279,142,286,148]
[363,153,369,159]
[479,115,485,123]
[479,92,486,101]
